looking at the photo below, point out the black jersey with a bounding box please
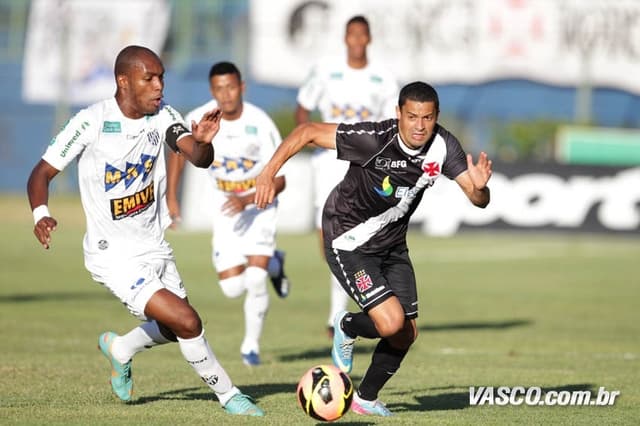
[322,119,468,254]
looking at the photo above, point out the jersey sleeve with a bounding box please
[335,119,398,166]
[296,63,324,111]
[42,108,97,171]
[441,129,468,179]
[159,104,191,152]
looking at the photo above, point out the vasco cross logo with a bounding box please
[374,176,393,197]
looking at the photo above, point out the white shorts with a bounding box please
[311,148,350,228]
[89,257,186,321]
[211,197,278,272]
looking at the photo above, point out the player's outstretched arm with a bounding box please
[177,109,221,168]
[455,152,493,208]
[27,160,59,249]
[166,149,186,227]
[254,122,337,209]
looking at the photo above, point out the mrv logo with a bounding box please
[110,182,155,220]
[104,154,156,191]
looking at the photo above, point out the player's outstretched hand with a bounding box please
[33,216,57,249]
[254,171,275,210]
[191,108,222,144]
[466,151,493,189]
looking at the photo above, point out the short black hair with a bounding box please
[208,61,242,81]
[398,81,440,111]
[114,45,159,77]
[346,15,370,34]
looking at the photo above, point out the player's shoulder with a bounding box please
[338,118,398,136]
[365,60,397,85]
[242,101,273,122]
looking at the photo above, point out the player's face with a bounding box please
[121,54,165,118]
[345,22,370,61]
[396,100,439,150]
[210,73,244,120]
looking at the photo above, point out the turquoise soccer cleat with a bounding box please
[224,393,265,416]
[98,332,133,402]
[331,311,355,374]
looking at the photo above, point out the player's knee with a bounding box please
[176,311,202,339]
[375,314,405,338]
[388,322,417,349]
[245,266,268,295]
[218,275,245,298]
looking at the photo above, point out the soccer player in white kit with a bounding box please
[27,46,264,416]
[167,62,288,367]
[295,15,399,337]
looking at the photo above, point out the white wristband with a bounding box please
[32,205,51,224]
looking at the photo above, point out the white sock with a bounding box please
[241,266,269,354]
[177,329,237,404]
[328,274,349,326]
[111,321,171,364]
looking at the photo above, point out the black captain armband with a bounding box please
[165,123,190,153]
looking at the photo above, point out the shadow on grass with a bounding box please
[419,319,532,332]
[388,383,596,412]
[277,344,374,363]
[0,291,111,303]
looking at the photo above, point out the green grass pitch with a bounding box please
[1,195,639,425]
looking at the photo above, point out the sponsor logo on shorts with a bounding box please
[98,240,109,250]
[110,181,155,220]
[130,277,145,290]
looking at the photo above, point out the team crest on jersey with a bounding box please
[422,161,441,177]
[110,182,155,220]
[374,176,393,197]
[104,154,156,191]
[210,156,257,173]
[147,129,160,146]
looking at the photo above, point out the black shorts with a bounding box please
[324,244,418,319]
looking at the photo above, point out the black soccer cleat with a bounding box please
[269,250,290,298]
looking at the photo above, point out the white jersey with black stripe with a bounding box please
[42,98,190,268]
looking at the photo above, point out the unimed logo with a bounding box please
[469,386,620,406]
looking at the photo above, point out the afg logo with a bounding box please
[374,176,393,197]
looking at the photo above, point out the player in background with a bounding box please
[167,61,289,367]
[27,46,264,416]
[295,15,399,338]
[256,82,492,416]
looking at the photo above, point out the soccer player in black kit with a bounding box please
[255,81,492,416]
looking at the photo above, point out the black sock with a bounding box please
[341,312,380,339]
[357,339,409,401]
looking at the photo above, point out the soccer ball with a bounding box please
[296,364,353,422]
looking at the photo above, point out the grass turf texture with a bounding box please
[1,194,639,425]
